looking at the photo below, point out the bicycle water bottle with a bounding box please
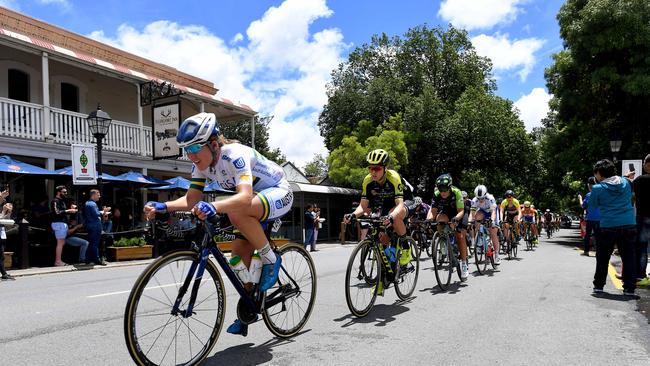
[384,246,397,263]
[229,255,252,285]
[249,252,263,285]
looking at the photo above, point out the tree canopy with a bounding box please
[221,116,286,164]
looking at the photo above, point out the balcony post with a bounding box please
[41,52,51,140]
[137,83,146,156]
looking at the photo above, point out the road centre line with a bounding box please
[87,283,180,298]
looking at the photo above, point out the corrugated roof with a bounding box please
[290,182,360,195]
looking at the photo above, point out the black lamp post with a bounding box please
[609,138,622,163]
[87,104,112,197]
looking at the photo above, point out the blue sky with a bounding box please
[1,0,565,166]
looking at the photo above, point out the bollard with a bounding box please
[19,218,29,269]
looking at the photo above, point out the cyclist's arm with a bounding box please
[490,204,497,222]
[212,184,255,214]
[351,199,370,218]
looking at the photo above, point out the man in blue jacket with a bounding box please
[590,159,637,296]
[84,189,108,265]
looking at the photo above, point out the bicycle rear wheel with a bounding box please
[394,236,419,300]
[410,229,423,259]
[124,250,225,366]
[432,233,453,291]
[345,240,380,317]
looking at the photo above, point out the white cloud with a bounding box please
[471,33,545,81]
[438,0,526,31]
[513,87,551,131]
[230,33,243,45]
[88,0,345,167]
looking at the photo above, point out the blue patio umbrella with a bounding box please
[0,155,57,175]
[115,171,168,185]
[148,176,191,191]
[54,166,123,182]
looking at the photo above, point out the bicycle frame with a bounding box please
[363,219,397,276]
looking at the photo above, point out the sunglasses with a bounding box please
[506,195,513,198]
[184,143,206,154]
[368,166,384,172]
[437,186,449,192]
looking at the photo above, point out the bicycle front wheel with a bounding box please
[432,233,453,291]
[124,250,225,366]
[345,240,380,317]
[474,234,487,275]
[395,236,419,300]
[263,243,317,338]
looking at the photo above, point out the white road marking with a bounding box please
[87,283,180,299]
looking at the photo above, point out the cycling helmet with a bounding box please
[436,174,452,190]
[505,189,515,197]
[531,204,535,209]
[474,184,488,199]
[546,209,550,212]
[461,191,468,199]
[366,149,390,166]
[524,201,531,207]
[176,113,220,147]
[414,196,423,206]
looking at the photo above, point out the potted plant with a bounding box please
[214,234,233,252]
[107,236,153,261]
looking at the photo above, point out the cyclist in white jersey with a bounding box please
[143,112,291,336]
[469,185,500,264]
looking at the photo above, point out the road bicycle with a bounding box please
[472,219,497,275]
[431,221,464,291]
[409,219,432,259]
[522,221,535,251]
[124,213,317,366]
[344,216,419,318]
[501,222,518,260]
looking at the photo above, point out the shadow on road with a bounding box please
[419,280,466,295]
[333,303,411,327]
[204,330,311,365]
[591,292,639,302]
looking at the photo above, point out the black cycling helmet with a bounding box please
[436,174,452,191]
[505,189,515,198]
[366,149,390,166]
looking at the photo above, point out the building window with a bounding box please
[8,69,30,102]
[61,82,79,112]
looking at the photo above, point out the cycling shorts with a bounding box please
[523,215,535,223]
[256,181,293,221]
[505,212,518,224]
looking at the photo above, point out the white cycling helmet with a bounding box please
[176,112,220,147]
[461,191,468,199]
[474,184,488,199]
[414,196,423,206]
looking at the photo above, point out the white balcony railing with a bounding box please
[0,98,44,141]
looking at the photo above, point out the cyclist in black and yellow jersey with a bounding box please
[499,190,522,243]
[344,149,410,294]
[426,174,470,281]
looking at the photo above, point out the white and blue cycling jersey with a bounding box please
[471,193,497,223]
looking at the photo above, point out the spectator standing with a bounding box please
[0,187,16,280]
[51,186,78,266]
[590,159,637,296]
[83,189,108,265]
[304,204,314,250]
[578,176,601,256]
[633,154,650,287]
[311,204,320,252]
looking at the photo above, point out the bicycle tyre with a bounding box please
[432,233,453,291]
[394,236,419,300]
[262,243,317,338]
[345,240,380,317]
[474,233,487,275]
[410,229,423,259]
[124,250,225,366]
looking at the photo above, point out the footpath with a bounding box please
[6,241,351,278]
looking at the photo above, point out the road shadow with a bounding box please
[419,280,465,295]
[204,330,311,365]
[591,292,639,301]
[333,303,411,328]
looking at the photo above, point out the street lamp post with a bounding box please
[609,138,622,163]
[87,104,112,197]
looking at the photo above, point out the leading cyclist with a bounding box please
[143,112,291,336]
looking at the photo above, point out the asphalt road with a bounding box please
[2,229,650,366]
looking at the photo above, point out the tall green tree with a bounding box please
[220,116,286,164]
[303,153,328,178]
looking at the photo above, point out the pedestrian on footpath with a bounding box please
[633,154,650,287]
[0,186,16,281]
[304,204,315,251]
[590,159,637,296]
[578,176,601,256]
[311,204,320,252]
[51,186,78,267]
[83,189,108,265]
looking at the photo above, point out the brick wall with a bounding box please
[0,7,218,95]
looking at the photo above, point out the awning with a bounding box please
[289,182,360,196]
[54,166,123,181]
[0,155,56,175]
